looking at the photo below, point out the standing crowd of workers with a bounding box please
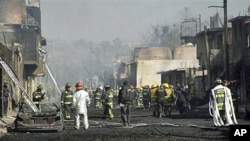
[148,82,192,118]
[25,77,238,130]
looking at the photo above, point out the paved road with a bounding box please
[1,105,250,141]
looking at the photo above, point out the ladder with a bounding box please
[0,56,40,112]
[45,63,61,95]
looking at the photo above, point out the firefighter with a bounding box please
[162,83,174,117]
[61,82,74,120]
[3,82,10,116]
[142,85,150,109]
[209,78,238,126]
[94,86,103,109]
[155,84,166,118]
[175,83,188,117]
[73,82,91,130]
[129,85,137,108]
[188,82,195,109]
[223,80,239,117]
[102,84,114,120]
[150,82,159,116]
[32,85,46,110]
[135,86,143,108]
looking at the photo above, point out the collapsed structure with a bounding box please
[0,0,46,116]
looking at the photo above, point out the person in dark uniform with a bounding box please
[32,85,45,110]
[61,83,74,120]
[175,83,188,117]
[155,84,166,118]
[223,80,239,117]
[142,85,150,109]
[3,82,10,116]
[118,81,133,127]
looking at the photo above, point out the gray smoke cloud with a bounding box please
[41,0,250,43]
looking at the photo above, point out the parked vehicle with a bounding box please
[12,102,64,132]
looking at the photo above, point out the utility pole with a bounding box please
[223,0,229,80]
[208,0,228,80]
[205,27,211,88]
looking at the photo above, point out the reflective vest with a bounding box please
[214,88,225,110]
[105,90,113,105]
[136,89,143,99]
[33,91,43,104]
[61,90,73,105]
[95,91,102,100]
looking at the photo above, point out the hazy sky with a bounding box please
[40,0,250,43]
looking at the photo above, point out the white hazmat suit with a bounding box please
[73,89,91,130]
[209,84,238,126]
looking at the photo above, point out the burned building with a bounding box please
[0,0,46,117]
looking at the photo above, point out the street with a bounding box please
[1,104,250,141]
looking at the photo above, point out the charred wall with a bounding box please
[0,25,40,64]
[26,6,41,27]
[0,0,26,24]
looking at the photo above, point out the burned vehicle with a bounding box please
[13,102,64,132]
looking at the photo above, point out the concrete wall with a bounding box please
[174,45,197,60]
[136,60,199,86]
[134,47,172,60]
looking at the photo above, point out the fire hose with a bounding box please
[209,87,238,126]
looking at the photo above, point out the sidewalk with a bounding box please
[0,111,17,135]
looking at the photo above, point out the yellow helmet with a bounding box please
[151,83,158,88]
[163,83,169,88]
[136,86,143,91]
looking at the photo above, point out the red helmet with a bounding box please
[75,82,83,90]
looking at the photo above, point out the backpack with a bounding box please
[156,88,165,102]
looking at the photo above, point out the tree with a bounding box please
[112,38,122,47]
[142,24,181,48]
[142,24,161,46]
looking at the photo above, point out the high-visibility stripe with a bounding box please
[215,88,225,110]
[64,102,72,105]
[65,95,73,98]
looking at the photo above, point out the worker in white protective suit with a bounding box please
[209,78,238,126]
[73,82,91,130]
